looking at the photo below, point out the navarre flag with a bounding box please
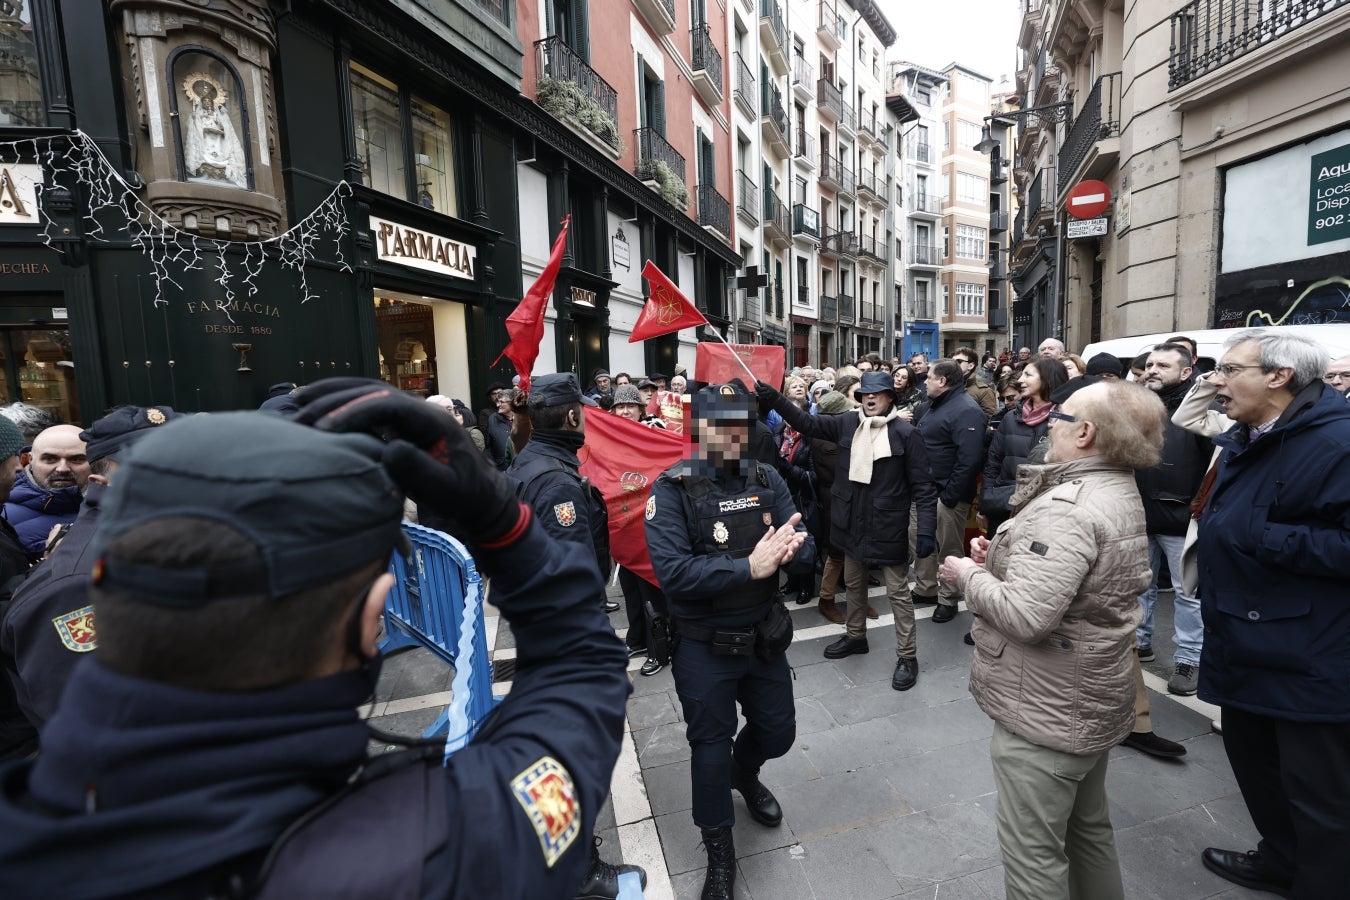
[695,342,786,391]
[629,261,708,343]
[649,389,687,434]
[579,410,685,586]
[493,216,571,392]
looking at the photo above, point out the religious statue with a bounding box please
[180,72,247,188]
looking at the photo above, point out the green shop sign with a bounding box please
[1308,142,1350,246]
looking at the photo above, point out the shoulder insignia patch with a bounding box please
[645,495,657,521]
[554,501,577,527]
[763,512,773,526]
[510,756,581,868]
[52,605,97,653]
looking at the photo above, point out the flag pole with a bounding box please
[706,325,761,387]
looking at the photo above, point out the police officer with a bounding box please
[0,415,36,759]
[646,383,815,900]
[0,381,632,899]
[0,406,183,758]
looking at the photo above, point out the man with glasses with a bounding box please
[1195,329,1350,899]
[1325,354,1350,399]
[952,348,998,417]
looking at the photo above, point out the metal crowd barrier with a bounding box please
[381,522,498,758]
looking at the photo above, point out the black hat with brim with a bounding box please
[852,370,898,402]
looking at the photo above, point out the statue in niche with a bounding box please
[180,72,247,188]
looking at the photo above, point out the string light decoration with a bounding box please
[0,130,353,310]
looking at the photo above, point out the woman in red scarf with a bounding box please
[980,359,1071,532]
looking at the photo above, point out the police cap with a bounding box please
[81,405,185,464]
[528,373,598,409]
[690,382,756,425]
[92,412,404,606]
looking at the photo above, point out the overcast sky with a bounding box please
[879,0,1021,88]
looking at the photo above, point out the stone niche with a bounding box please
[114,0,284,239]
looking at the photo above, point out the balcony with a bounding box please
[1013,207,1025,248]
[732,52,756,118]
[819,151,844,191]
[989,252,1007,279]
[1167,0,1350,89]
[535,37,621,155]
[858,234,885,262]
[817,0,844,49]
[759,0,788,75]
[906,296,937,320]
[738,294,761,325]
[796,283,811,307]
[820,225,858,259]
[634,127,688,208]
[794,131,816,169]
[820,294,839,323]
[763,186,790,247]
[857,169,884,204]
[791,55,815,103]
[908,140,931,164]
[839,100,857,138]
[838,292,856,324]
[908,243,940,267]
[1019,0,1044,47]
[858,109,877,145]
[736,169,759,226]
[860,301,883,329]
[1027,167,1055,231]
[760,81,790,156]
[690,25,724,106]
[989,210,1009,233]
[697,183,731,238]
[1057,72,1121,193]
[792,202,820,241]
[632,0,676,36]
[817,77,843,122]
[908,193,942,217]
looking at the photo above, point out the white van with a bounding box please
[1079,324,1350,374]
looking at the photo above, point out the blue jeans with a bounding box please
[1136,533,1203,666]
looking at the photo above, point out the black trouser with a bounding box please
[671,634,795,828]
[1221,707,1350,899]
[618,567,668,655]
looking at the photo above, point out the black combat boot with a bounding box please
[730,758,783,827]
[575,836,646,900]
[700,826,736,900]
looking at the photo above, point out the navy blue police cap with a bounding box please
[690,382,756,425]
[91,412,405,607]
[528,372,598,409]
[80,405,185,464]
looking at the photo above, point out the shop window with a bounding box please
[0,4,44,126]
[411,97,456,213]
[171,51,251,189]
[0,329,79,425]
[351,64,405,198]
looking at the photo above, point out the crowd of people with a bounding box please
[0,327,1344,900]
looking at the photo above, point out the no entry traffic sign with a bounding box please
[1066,180,1112,220]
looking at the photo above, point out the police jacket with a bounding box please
[1196,381,1350,723]
[916,383,987,507]
[0,484,104,757]
[3,470,82,559]
[509,430,610,579]
[646,460,814,627]
[0,517,33,759]
[0,518,631,899]
[1134,378,1211,536]
[772,399,937,567]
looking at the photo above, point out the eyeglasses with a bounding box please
[1002,395,1019,402]
[1215,363,1265,378]
[1325,371,1350,383]
[1047,410,1078,424]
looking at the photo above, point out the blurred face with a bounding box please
[894,369,910,391]
[613,403,643,422]
[694,420,749,468]
[1143,348,1191,391]
[29,426,89,490]
[0,454,20,501]
[858,391,894,417]
[1063,358,1083,378]
[1018,364,1042,401]
[925,369,949,399]
[670,375,687,394]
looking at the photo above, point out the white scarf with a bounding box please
[848,406,901,484]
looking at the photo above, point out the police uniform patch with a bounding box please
[510,756,580,867]
[713,520,730,546]
[52,605,97,653]
[554,501,577,527]
[763,512,773,526]
[645,496,656,520]
[146,408,167,425]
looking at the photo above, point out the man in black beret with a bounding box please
[0,406,183,758]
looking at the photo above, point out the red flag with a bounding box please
[579,410,685,587]
[629,260,709,343]
[492,216,571,392]
[695,342,786,391]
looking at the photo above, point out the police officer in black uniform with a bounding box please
[0,380,632,899]
[646,383,815,900]
[509,373,617,614]
[0,406,183,758]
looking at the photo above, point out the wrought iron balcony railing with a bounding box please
[817,78,843,120]
[763,185,789,237]
[838,292,856,323]
[690,25,724,97]
[821,294,839,322]
[909,243,940,265]
[908,141,931,163]
[794,131,815,162]
[840,100,856,133]
[1028,168,1053,218]
[1168,0,1347,89]
[792,203,820,239]
[859,109,876,138]
[736,169,759,223]
[733,52,755,111]
[858,235,885,262]
[535,37,620,150]
[792,54,814,91]
[761,81,788,137]
[634,127,686,184]
[739,295,761,323]
[817,1,844,46]
[989,210,1009,233]
[1058,72,1121,192]
[796,283,811,306]
[698,183,731,235]
[820,225,858,257]
[759,0,786,50]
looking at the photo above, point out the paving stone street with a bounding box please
[369,578,1270,900]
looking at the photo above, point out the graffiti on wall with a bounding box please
[1213,257,1350,329]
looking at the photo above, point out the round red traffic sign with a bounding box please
[1065,179,1112,220]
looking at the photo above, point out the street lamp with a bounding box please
[971,101,1073,154]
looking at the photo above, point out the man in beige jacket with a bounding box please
[939,381,1166,900]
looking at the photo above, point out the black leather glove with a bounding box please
[915,535,937,558]
[295,379,527,548]
[755,380,781,405]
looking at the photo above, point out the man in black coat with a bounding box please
[759,372,938,691]
[912,360,987,624]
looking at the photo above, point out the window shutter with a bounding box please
[654,79,666,137]
[702,134,715,186]
[696,127,704,185]
[570,0,590,62]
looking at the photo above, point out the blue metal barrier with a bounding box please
[381,522,498,758]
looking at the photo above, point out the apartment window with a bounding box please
[942,226,950,259]
[957,120,983,152]
[955,224,986,260]
[871,50,879,77]
[917,87,931,106]
[349,62,458,215]
[941,283,950,316]
[956,172,988,204]
[550,0,591,59]
[956,281,985,316]
[958,71,988,104]
[0,5,43,126]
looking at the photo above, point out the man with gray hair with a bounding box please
[1038,338,1065,359]
[1195,329,1350,899]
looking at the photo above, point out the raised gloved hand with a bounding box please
[295,379,527,548]
[915,535,937,559]
[755,380,781,405]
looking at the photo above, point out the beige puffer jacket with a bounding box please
[957,456,1151,756]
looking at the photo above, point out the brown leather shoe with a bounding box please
[817,597,844,624]
[866,605,879,619]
